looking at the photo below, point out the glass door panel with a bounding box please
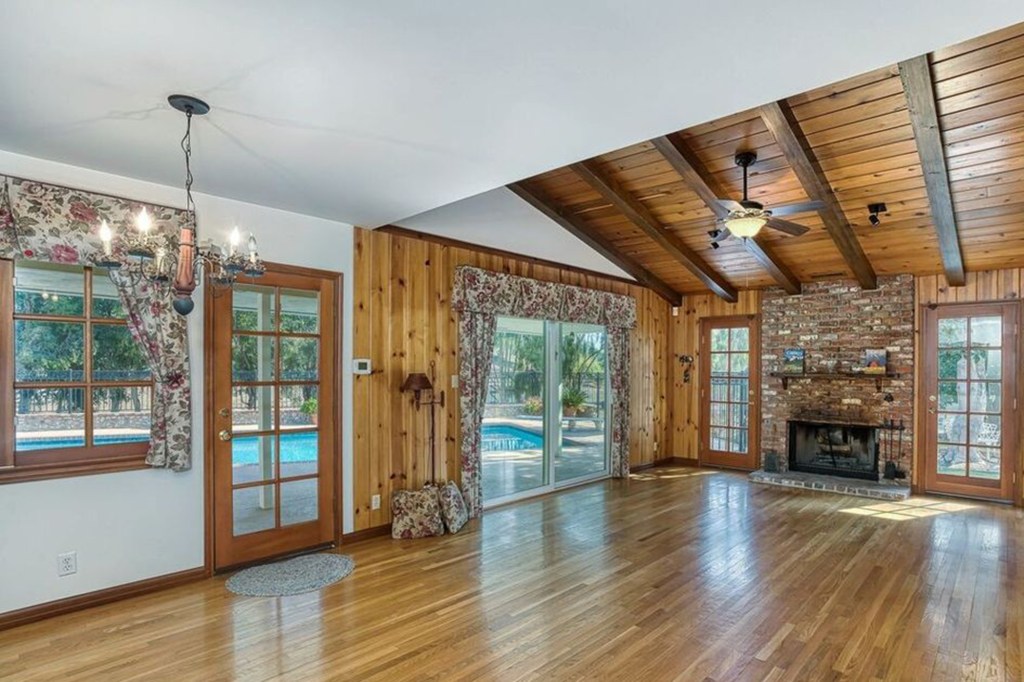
[700,317,759,470]
[213,270,338,569]
[555,323,609,484]
[481,317,547,502]
[925,305,1015,500]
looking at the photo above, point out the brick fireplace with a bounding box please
[760,276,914,483]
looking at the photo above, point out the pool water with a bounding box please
[482,424,547,452]
[16,434,148,451]
[233,431,319,464]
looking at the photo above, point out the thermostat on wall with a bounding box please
[353,358,373,375]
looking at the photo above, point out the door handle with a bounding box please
[218,408,230,418]
[928,394,936,415]
[218,430,232,442]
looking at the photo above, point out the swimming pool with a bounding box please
[16,434,148,451]
[480,423,573,452]
[233,431,319,464]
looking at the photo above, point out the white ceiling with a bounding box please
[1,1,1022,238]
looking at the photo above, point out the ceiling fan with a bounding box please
[708,151,822,248]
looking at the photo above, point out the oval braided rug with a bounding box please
[226,553,355,597]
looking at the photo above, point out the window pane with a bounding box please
[15,388,86,450]
[281,431,318,478]
[281,478,318,526]
[233,386,275,433]
[938,381,967,411]
[280,337,318,381]
[232,334,276,382]
[937,350,967,380]
[710,329,728,351]
[937,444,966,476]
[710,402,729,426]
[231,435,277,485]
[92,387,151,445]
[280,289,319,334]
[970,349,1001,381]
[730,379,749,403]
[938,318,966,347]
[730,353,749,376]
[710,427,729,451]
[281,385,318,430]
[92,325,151,381]
[969,447,1001,480]
[970,316,1001,348]
[14,262,84,316]
[937,413,966,444]
[730,404,748,429]
[91,270,126,318]
[729,428,748,454]
[15,320,84,382]
[233,284,276,332]
[233,484,276,536]
[710,377,728,402]
[710,353,728,375]
[969,415,1001,447]
[969,382,1000,414]
[730,327,749,352]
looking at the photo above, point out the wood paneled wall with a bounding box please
[352,228,673,531]
[667,290,763,459]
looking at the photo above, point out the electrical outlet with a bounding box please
[371,494,381,510]
[57,551,77,577]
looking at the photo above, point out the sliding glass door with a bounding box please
[481,317,610,506]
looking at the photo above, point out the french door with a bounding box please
[700,316,760,470]
[481,317,610,507]
[922,303,1017,501]
[210,266,340,569]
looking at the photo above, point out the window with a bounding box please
[0,259,153,482]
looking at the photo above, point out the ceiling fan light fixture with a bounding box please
[724,208,769,238]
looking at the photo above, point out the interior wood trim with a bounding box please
[759,100,878,290]
[898,55,967,287]
[0,259,14,470]
[570,159,738,303]
[650,135,801,295]
[375,225,639,288]
[0,566,207,632]
[341,524,392,543]
[506,182,683,305]
[631,457,699,472]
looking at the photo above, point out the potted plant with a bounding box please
[523,396,543,416]
[300,396,319,426]
[561,387,586,418]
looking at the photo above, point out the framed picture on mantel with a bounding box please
[782,348,805,374]
[863,348,887,374]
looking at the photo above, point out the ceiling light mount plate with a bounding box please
[168,94,211,116]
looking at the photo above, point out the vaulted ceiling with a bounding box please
[502,22,1024,304]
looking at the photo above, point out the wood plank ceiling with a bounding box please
[512,22,1024,302]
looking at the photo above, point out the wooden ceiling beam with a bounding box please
[651,134,801,295]
[507,182,683,306]
[569,159,738,302]
[898,55,967,287]
[759,101,879,289]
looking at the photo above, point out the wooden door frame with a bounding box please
[918,301,1019,503]
[203,262,345,574]
[698,314,761,471]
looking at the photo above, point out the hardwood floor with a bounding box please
[3,466,1023,681]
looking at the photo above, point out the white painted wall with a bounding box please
[0,150,355,614]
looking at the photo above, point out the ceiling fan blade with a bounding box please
[768,200,824,218]
[709,226,733,248]
[765,217,810,236]
[716,199,743,213]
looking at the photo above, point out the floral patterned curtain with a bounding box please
[1,175,194,471]
[452,266,637,516]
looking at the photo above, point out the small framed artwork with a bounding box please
[863,349,887,374]
[782,348,805,374]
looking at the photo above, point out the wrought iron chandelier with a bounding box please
[93,94,265,315]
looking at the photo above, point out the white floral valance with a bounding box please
[0,175,187,264]
[451,265,637,329]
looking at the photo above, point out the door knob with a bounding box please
[218,407,230,418]
[218,430,232,442]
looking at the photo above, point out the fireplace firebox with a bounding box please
[787,420,879,481]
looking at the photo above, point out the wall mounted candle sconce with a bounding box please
[678,354,695,384]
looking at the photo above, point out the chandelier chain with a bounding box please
[181,109,196,235]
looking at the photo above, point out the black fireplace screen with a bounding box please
[788,421,879,481]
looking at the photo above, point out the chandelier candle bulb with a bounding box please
[99,220,113,256]
[229,226,241,256]
[136,206,152,234]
